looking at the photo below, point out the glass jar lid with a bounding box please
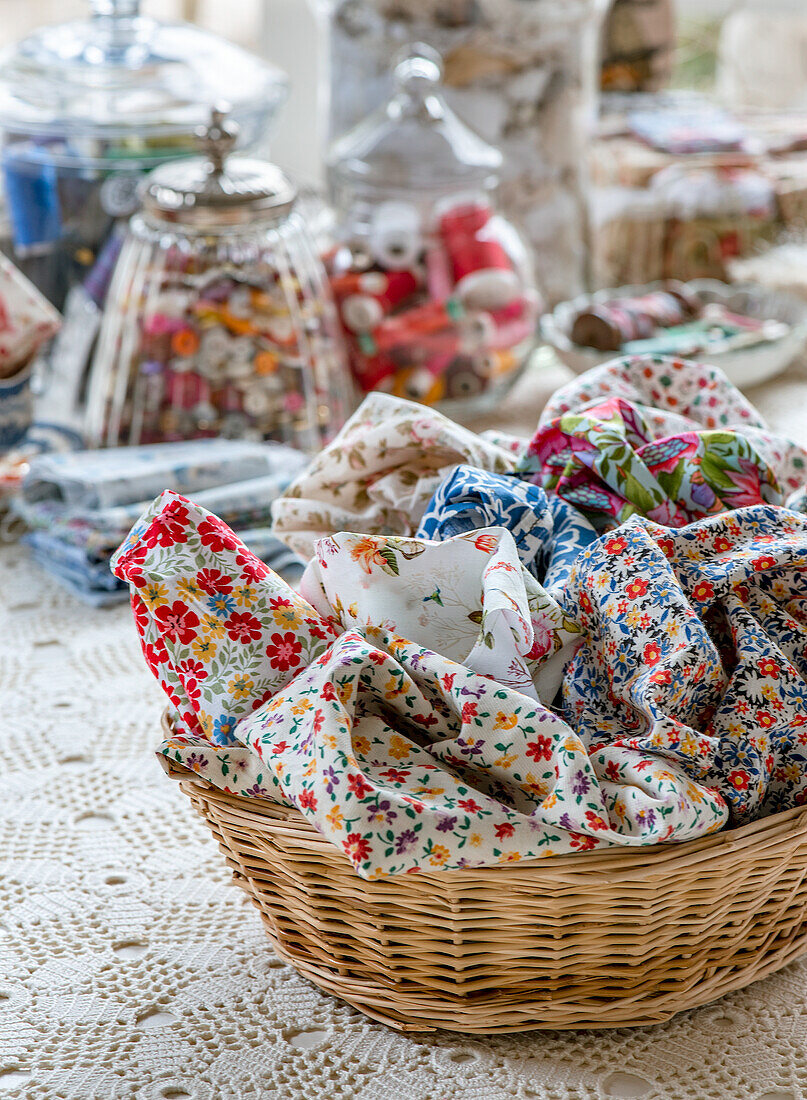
[327,43,502,195]
[0,0,288,167]
[141,107,298,228]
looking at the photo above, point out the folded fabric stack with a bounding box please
[15,439,307,605]
[114,355,807,878]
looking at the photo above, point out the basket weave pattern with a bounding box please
[173,766,807,1033]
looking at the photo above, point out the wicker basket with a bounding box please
[164,745,807,1034]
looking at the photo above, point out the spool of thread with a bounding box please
[358,297,465,355]
[330,269,389,300]
[488,290,541,326]
[351,349,399,392]
[438,201,492,239]
[620,291,686,328]
[486,349,518,378]
[445,356,486,400]
[487,314,535,350]
[570,285,702,350]
[438,202,519,312]
[339,270,419,332]
[422,349,456,379]
[425,244,454,303]
[391,366,447,404]
[418,312,496,358]
[2,146,62,254]
[358,297,463,352]
[448,238,521,311]
[369,201,422,270]
[570,304,650,350]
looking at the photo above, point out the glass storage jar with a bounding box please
[86,109,353,454]
[0,0,288,312]
[315,0,606,303]
[325,45,541,413]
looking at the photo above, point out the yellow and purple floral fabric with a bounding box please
[116,493,733,876]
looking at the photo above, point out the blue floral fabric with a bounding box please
[417,465,598,590]
[559,504,807,821]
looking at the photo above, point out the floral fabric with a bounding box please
[298,528,581,704]
[111,490,339,744]
[119,491,735,878]
[272,358,807,559]
[116,355,807,880]
[530,355,807,495]
[520,393,782,530]
[270,392,519,560]
[559,505,807,820]
[0,250,61,372]
[234,627,728,877]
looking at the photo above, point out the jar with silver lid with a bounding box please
[325,45,541,413]
[86,108,354,452]
[0,0,288,312]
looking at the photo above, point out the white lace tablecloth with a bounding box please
[4,357,807,1100]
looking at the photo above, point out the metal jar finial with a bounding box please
[198,105,240,176]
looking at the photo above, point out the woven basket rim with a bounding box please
[164,752,807,882]
[161,710,807,1031]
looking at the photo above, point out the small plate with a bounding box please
[541,279,807,389]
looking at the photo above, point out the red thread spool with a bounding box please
[425,245,453,303]
[330,269,388,300]
[438,202,520,311]
[487,290,541,327]
[363,298,465,354]
[439,201,492,238]
[351,349,399,392]
[339,270,420,332]
[416,313,496,358]
[448,238,521,311]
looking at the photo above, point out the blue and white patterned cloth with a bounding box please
[417,465,598,591]
[14,439,308,605]
[21,438,307,511]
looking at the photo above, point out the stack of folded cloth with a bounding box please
[14,439,307,605]
[112,355,807,877]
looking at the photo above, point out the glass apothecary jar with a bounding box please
[0,0,288,312]
[86,110,353,454]
[325,45,541,413]
[316,0,606,303]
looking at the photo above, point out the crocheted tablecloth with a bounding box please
[4,357,807,1100]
